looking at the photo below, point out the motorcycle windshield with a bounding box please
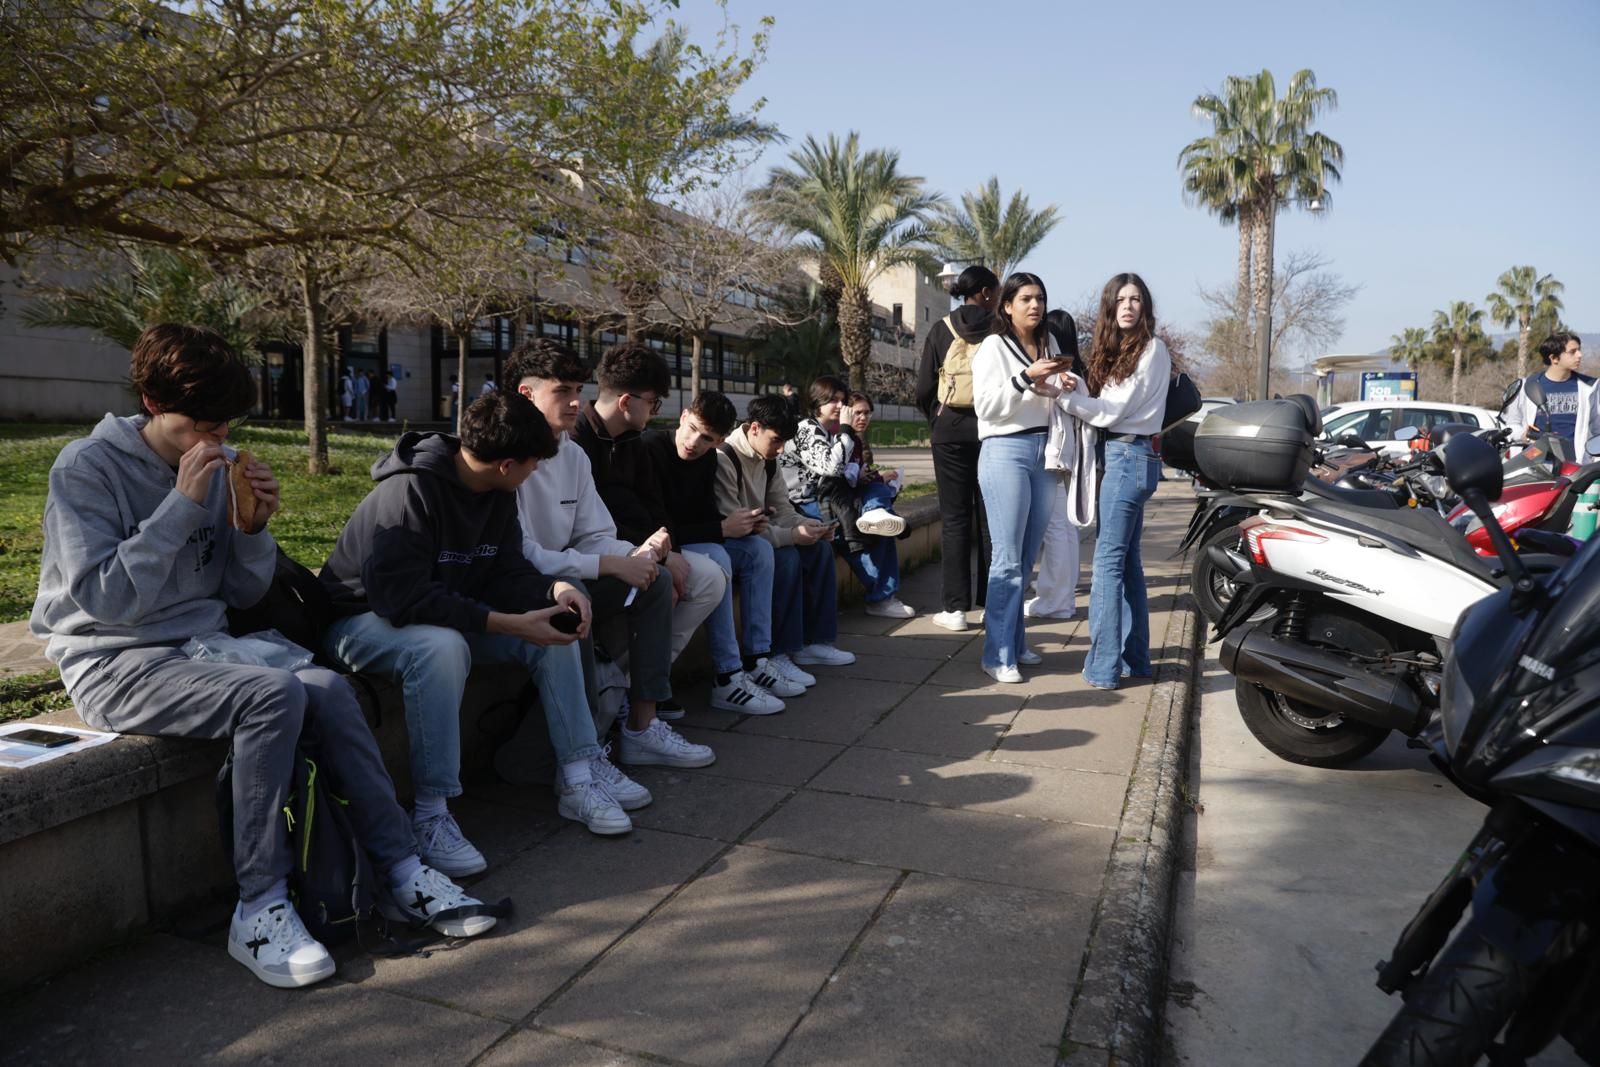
[1458,532,1600,786]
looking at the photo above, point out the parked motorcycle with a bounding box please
[1360,432,1600,1067]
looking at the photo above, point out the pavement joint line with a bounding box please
[794,782,1124,831]
[730,837,1098,899]
[761,868,913,1067]
[468,1022,699,1067]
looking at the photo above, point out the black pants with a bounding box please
[932,438,991,612]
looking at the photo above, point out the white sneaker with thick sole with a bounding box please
[413,810,487,878]
[589,747,652,810]
[228,901,335,989]
[864,597,915,619]
[1018,647,1043,666]
[792,643,856,667]
[750,658,806,698]
[382,866,499,938]
[766,653,815,688]
[855,508,907,537]
[931,610,969,632]
[558,780,632,835]
[709,672,786,715]
[983,663,1025,684]
[621,718,720,766]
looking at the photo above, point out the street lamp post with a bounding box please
[1254,196,1323,401]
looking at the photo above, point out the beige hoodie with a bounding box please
[714,425,806,549]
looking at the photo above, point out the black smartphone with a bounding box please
[8,728,80,749]
[549,608,583,635]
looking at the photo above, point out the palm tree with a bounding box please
[1179,69,1343,401]
[1389,326,1430,368]
[751,132,940,392]
[1486,266,1565,380]
[927,177,1060,280]
[1431,301,1487,404]
[1180,95,1257,370]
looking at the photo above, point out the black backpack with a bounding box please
[226,547,335,659]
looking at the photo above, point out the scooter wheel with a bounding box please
[1192,525,1246,625]
[1234,680,1391,767]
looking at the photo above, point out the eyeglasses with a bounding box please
[624,393,663,416]
[191,414,249,434]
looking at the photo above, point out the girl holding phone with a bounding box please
[971,272,1070,683]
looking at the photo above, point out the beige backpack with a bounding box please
[937,315,977,408]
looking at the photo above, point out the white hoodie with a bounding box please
[514,434,636,580]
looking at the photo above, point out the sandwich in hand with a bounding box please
[223,446,259,530]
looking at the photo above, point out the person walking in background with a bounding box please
[1057,273,1170,691]
[449,374,460,424]
[782,375,914,619]
[340,368,355,420]
[353,368,371,421]
[971,272,1070,684]
[1026,309,1083,621]
[481,372,497,397]
[1503,332,1591,456]
[384,368,399,423]
[916,265,998,632]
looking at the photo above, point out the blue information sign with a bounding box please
[1360,372,1418,402]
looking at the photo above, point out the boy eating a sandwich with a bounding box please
[31,324,498,990]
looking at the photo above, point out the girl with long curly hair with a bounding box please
[1058,272,1171,690]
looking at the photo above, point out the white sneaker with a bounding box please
[382,866,499,938]
[228,901,335,989]
[1018,647,1043,666]
[932,610,969,632]
[413,810,487,878]
[792,643,856,667]
[558,780,632,835]
[750,658,806,698]
[864,597,915,619]
[621,718,719,767]
[709,672,785,715]
[1023,597,1075,620]
[983,663,1025,684]
[766,653,816,688]
[856,508,907,537]
[589,747,652,810]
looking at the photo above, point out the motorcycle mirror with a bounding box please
[1337,432,1367,449]
[1443,432,1503,502]
[1499,377,1522,414]
[1393,426,1421,443]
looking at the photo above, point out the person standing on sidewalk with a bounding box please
[1057,273,1170,691]
[916,265,998,632]
[972,272,1071,684]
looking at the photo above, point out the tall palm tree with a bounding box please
[1431,301,1487,404]
[751,132,940,392]
[927,177,1060,280]
[1389,326,1430,368]
[1180,95,1257,369]
[1179,69,1343,401]
[1486,266,1565,380]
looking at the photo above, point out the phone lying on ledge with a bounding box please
[8,728,81,749]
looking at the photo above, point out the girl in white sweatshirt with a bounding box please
[971,272,1072,683]
[1058,272,1171,690]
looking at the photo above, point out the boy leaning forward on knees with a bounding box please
[30,325,497,991]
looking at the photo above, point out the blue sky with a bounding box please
[670,0,1598,363]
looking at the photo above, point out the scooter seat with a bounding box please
[1302,477,1401,510]
[1295,491,1496,581]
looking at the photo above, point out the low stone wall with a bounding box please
[0,496,942,993]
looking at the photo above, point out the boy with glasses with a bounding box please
[31,325,498,990]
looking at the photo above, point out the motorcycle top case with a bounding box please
[1192,398,1316,491]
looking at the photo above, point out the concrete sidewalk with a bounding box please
[1,484,1198,1067]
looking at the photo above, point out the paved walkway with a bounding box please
[2,485,1196,1067]
[0,619,51,678]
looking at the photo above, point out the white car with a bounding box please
[1318,400,1502,456]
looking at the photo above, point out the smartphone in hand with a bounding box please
[550,608,583,635]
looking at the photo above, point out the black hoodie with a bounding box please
[915,304,993,444]
[320,432,555,631]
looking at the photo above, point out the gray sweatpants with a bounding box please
[69,644,416,901]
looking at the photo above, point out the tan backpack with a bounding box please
[936,315,977,408]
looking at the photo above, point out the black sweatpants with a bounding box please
[932,438,992,612]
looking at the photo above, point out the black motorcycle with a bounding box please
[1361,432,1600,1067]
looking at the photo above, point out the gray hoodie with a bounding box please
[30,414,277,693]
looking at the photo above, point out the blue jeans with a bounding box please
[1084,438,1160,688]
[799,499,899,604]
[978,433,1054,670]
[685,536,775,673]
[861,480,897,512]
[323,613,601,797]
[772,540,838,653]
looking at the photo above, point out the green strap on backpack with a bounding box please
[937,315,977,408]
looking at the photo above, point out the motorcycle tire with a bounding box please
[1234,680,1392,767]
[1359,926,1528,1067]
[1192,525,1246,624]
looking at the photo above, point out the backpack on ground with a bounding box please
[937,315,978,408]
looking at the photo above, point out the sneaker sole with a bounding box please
[655,708,686,721]
[753,679,806,698]
[379,899,498,939]
[790,652,855,666]
[932,618,969,631]
[620,747,720,767]
[609,790,653,811]
[556,800,633,835]
[228,937,335,989]
[864,606,915,619]
[709,697,784,716]
[856,517,906,536]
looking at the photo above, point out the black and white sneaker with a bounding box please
[710,671,785,715]
[750,658,806,698]
[227,901,335,989]
[381,866,502,938]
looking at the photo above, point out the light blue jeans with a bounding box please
[1084,438,1160,688]
[799,499,900,604]
[323,613,601,797]
[685,536,775,673]
[977,433,1054,670]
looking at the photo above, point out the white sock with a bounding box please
[622,721,651,737]
[412,794,448,821]
[387,854,425,890]
[561,758,594,789]
[237,878,290,923]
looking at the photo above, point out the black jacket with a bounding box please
[915,304,993,444]
[571,401,663,545]
[319,432,555,631]
[641,429,725,547]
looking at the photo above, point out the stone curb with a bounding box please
[1061,582,1201,1066]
